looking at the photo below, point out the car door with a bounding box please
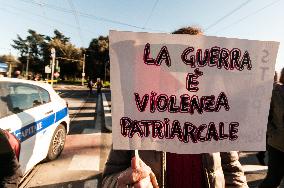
[0,81,55,174]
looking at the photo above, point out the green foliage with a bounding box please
[86,36,109,80]
[0,54,20,64]
[12,30,110,81]
[57,79,87,85]
[103,81,110,88]
[12,29,82,78]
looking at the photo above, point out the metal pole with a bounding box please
[82,53,85,86]
[56,59,59,70]
[8,50,12,77]
[104,62,106,83]
[25,48,29,79]
[51,48,56,87]
[104,60,109,83]
[162,152,166,188]
[8,64,12,78]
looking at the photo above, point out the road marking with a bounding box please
[70,98,89,122]
[68,155,100,171]
[104,106,111,111]
[102,93,111,112]
[102,93,109,106]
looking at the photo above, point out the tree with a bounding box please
[86,36,109,80]
[0,54,20,65]
[12,29,82,79]
[0,54,20,77]
[53,30,70,44]
[49,38,82,79]
[12,29,46,75]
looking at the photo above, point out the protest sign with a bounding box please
[110,30,279,154]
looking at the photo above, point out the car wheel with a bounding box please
[46,124,66,161]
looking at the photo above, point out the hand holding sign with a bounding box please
[117,154,159,188]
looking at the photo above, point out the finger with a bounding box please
[132,155,152,170]
[132,157,158,187]
[149,172,159,188]
[138,157,147,168]
[133,176,153,188]
[131,156,140,169]
[117,167,151,185]
[131,167,152,183]
[135,156,151,170]
[136,159,159,187]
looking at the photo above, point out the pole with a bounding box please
[104,63,106,83]
[82,53,85,86]
[25,48,30,79]
[104,60,109,83]
[56,59,59,70]
[8,63,12,78]
[8,50,12,77]
[50,48,56,87]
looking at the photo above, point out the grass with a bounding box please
[56,79,111,87]
[57,80,86,85]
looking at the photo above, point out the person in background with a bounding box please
[256,71,278,166]
[34,74,41,81]
[87,79,94,94]
[13,70,22,79]
[259,68,284,188]
[0,128,22,188]
[0,73,7,77]
[102,26,248,188]
[95,79,103,94]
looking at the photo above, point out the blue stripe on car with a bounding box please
[13,107,68,142]
[55,107,68,123]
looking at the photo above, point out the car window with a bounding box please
[0,82,43,118]
[38,87,51,104]
[0,82,13,118]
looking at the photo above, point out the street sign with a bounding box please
[45,65,51,73]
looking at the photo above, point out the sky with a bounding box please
[0,0,283,71]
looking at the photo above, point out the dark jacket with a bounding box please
[0,129,22,188]
[87,81,93,88]
[102,149,248,188]
[267,83,284,152]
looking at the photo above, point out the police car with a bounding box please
[0,78,70,174]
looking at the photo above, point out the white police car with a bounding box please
[0,78,70,174]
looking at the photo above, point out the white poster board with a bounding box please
[110,30,279,154]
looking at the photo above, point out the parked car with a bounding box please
[0,78,70,175]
